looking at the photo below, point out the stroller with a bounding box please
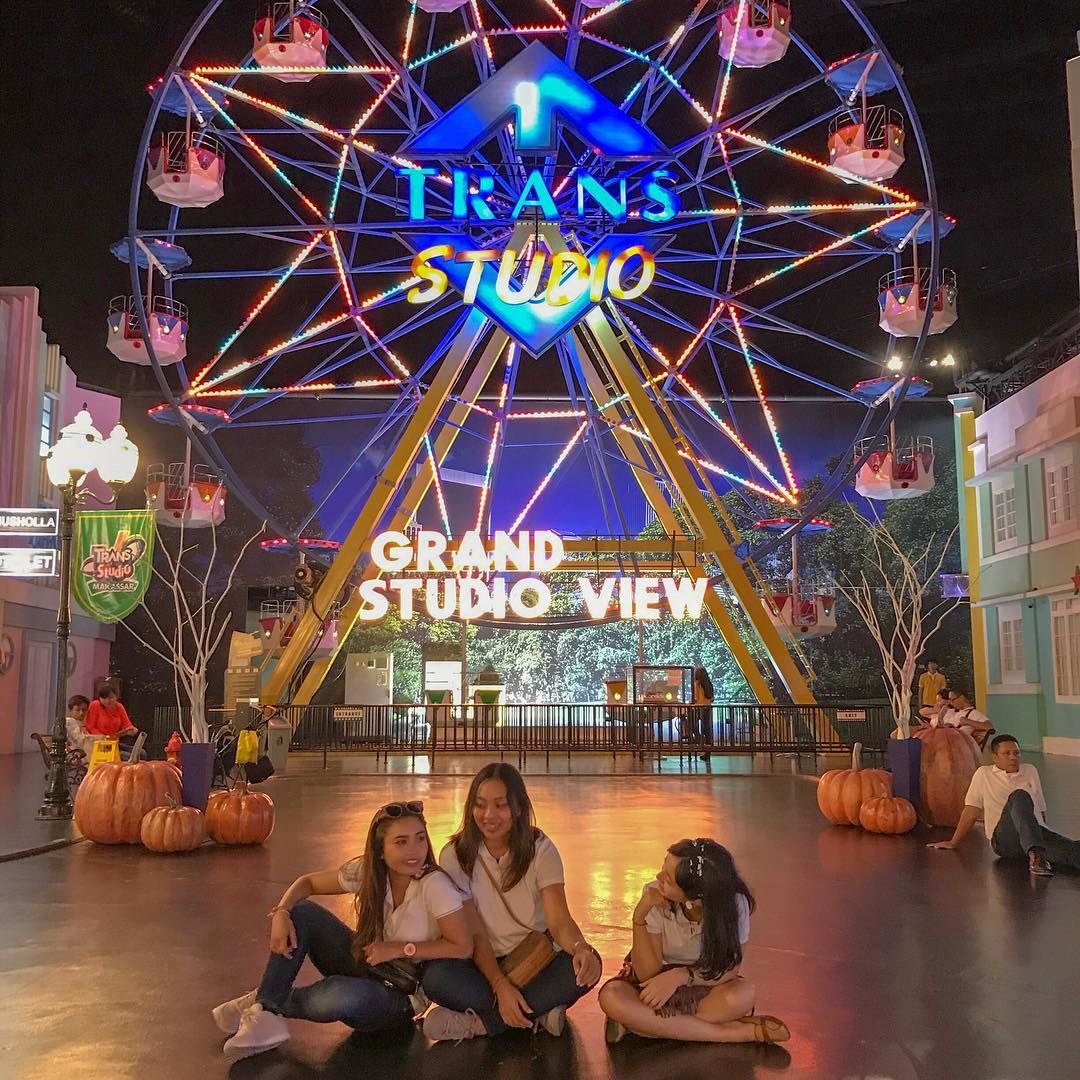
[209,711,275,789]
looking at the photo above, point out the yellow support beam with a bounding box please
[951,396,989,709]
[285,327,510,708]
[569,329,778,704]
[264,310,491,707]
[582,308,816,704]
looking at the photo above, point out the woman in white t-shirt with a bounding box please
[211,800,472,1063]
[599,838,789,1044]
[420,763,603,1041]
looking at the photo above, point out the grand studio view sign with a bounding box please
[356,530,708,622]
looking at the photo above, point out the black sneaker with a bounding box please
[1028,851,1054,877]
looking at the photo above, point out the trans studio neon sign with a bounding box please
[398,43,677,354]
[355,530,709,622]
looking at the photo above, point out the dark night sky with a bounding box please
[2,2,1078,537]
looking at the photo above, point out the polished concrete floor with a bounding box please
[2,757,1079,1080]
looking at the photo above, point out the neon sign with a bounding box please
[355,530,709,623]
[398,42,673,355]
[398,166,679,224]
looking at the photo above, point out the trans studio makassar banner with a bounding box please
[355,530,709,622]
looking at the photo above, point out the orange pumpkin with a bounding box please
[817,744,892,825]
[859,795,917,835]
[912,726,982,827]
[140,796,207,853]
[206,782,275,845]
[74,760,183,844]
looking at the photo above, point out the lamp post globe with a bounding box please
[44,409,102,488]
[99,424,140,487]
[37,408,139,820]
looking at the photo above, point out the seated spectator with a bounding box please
[918,687,951,726]
[86,684,140,754]
[940,691,993,738]
[598,839,789,1044]
[65,695,102,757]
[928,734,1080,876]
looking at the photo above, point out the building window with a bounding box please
[992,485,1017,547]
[1047,463,1074,528]
[39,394,56,459]
[998,608,1025,683]
[38,394,58,500]
[1051,597,1080,701]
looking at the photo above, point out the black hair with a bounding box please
[67,695,90,710]
[97,683,118,700]
[925,659,938,666]
[669,839,754,980]
[990,734,1019,753]
[694,667,714,701]
[939,686,952,700]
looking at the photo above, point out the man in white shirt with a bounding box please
[938,690,994,740]
[928,734,1080,876]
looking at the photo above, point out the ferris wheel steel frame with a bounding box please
[123,0,947,708]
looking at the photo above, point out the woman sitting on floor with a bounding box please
[420,762,603,1040]
[212,800,472,1062]
[599,838,789,1044]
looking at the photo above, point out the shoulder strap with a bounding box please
[476,853,533,933]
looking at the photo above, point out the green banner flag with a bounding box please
[72,510,156,623]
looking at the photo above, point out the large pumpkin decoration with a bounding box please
[912,726,982,827]
[141,796,207,853]
[859,795,917,835]
[206,781,275,845]
[74,760,183,844]
[817,744,892,825]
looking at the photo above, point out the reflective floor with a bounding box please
[2,759,1078,1079]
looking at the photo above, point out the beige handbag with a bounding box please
[477,855,557,989]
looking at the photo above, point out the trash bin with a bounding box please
[264,716,293,776]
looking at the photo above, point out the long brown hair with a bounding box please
[451,762,540,891]
[351,806,437,960]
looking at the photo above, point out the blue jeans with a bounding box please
[421,951,591,1035]
[991,790,1080,869]
[255,900,414,1032]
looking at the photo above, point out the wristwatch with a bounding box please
[403,942,417,958]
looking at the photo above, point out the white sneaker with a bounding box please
[538,1005,566,1036]
[211,989,258,1036]
[223,1004,290,1061]
[422,1006,485,1042]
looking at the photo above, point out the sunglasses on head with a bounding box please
[376,799,424,821]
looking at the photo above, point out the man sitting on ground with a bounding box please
[928,734,1080,876]
[939,690,993,739]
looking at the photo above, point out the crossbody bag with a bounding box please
[477,855,557,989]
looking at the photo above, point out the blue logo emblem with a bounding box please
[402,43,672,355]
[409,42,667,159]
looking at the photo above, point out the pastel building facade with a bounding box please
[959,349,1080,755]
[0,286,120,755]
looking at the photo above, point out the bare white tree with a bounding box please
[122,515,265,742]
[834,513,963,738]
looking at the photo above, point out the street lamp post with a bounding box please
[37,409,139,820]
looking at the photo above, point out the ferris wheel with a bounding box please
[116,0,954,706]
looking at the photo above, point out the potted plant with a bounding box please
[834,514,963,805]
[123,513,264,810]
